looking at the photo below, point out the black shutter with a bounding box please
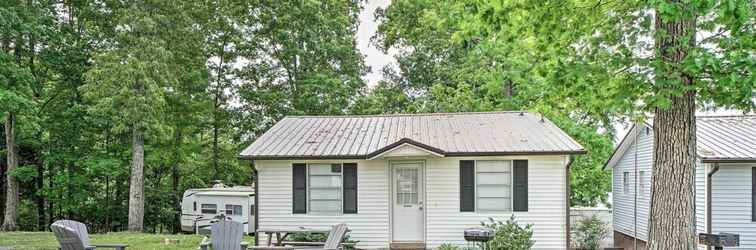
[752,167,755,221]
[460,160,475,212]
[513,160,528,212]
[343,163,358,214]
[292,163,307,214]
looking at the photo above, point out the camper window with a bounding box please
[308,163,343,214]
[226,204,243,215]
[201,204,217,214]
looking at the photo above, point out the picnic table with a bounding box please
[256,227,331,246]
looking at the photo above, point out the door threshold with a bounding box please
[389,241,426,250]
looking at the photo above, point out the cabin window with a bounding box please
[475,160,512,212]
[201,204,217,214]
[225,204,243,215]
[623,172,630,194]
[638,171,646,195]
[193,201,197,211]
[308,163,342,214]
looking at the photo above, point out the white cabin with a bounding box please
[240,112,586,249]
[606,115,756,249]
[180,183,255,234]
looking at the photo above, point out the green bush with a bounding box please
[438,243,460,250]
[287,229,358,250]
[572,215,608,250]
[481,216,535,250]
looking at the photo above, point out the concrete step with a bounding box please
[389,241,426,250]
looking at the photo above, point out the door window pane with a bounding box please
[396,168,419,205]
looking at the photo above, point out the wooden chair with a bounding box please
[251,223,348,250]
[201,220,249,250]
[50,220,128,250]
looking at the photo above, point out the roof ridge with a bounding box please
[283,111,532,118]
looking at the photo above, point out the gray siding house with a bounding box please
[605,115,756,249]
[239,112,585,249]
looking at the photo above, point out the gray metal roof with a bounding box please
[239,111,585,160]
[696,115,756,162]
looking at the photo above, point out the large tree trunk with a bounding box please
[647,2,698,249]
[2,113,19,231]
[127,125,145,231]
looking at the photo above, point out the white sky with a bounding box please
[357,0,395,87]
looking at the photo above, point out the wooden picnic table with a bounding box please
[256,227,331,246]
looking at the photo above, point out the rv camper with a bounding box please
[180,182,255,234]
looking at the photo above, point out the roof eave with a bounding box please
[238,149,586,161]
[701,157,756,163]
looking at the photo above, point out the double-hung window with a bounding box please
[308,164,343,213]
[638,171,646,196]
[476,161,512,212]
[622,172,630,194]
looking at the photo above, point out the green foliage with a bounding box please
[481,216,535,250]
[438,243,460,250]
[572,215,608,250]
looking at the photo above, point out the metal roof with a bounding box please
[239,111,585,160]
[696,116,756,162]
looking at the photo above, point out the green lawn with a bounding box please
[0,232,255,250]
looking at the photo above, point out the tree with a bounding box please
[82,0,203,232]
[427,0,754,248]
[369,0,616,207]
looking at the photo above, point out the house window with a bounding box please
[639,171,646,195]
[225,204,243,215]
[476,161,512,212]
[308,163,342,213]
[623,172,630,194]
[201,204,217,214]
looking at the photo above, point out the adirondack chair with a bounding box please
[200,220,250,250]
[251,223,349,250]
[50,220,128,250]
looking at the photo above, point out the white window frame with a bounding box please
[307,163,343,215]
[475,160,513,213]
[225,204,243,215]
[201,204,217,214]
[622,171,630,194]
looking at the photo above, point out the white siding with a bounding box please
[612,125,707,249]
[256,159,390,248]
[425,156,568,249]
[711,164,756,249]
[612,126,653,241]
[255,155,569,249]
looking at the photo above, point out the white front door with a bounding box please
[392,162,425,242]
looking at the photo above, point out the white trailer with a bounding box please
[180,183,255,234]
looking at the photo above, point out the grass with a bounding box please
[0,231,255,250]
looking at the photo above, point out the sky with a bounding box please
[357,0,394,87]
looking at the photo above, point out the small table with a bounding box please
[256,227,331,246]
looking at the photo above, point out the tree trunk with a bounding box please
[647,2,698,249]
[36,154,45,231]
[127,125,145,231]
[172,129,181,233]
[2,113,19,231]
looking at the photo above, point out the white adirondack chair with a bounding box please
[201,220,249,250]
[50,220,128,250]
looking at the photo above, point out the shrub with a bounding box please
[438,243,460,250]
[287,229,358,250]
[481,216,535,250]
[572,215,608,250]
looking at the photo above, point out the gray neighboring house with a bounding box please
[239,111,585,249]
[605,115,756,249]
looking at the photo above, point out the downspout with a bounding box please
[566,156,575,249]
[252,161,260,246]
[706,163,720,250]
